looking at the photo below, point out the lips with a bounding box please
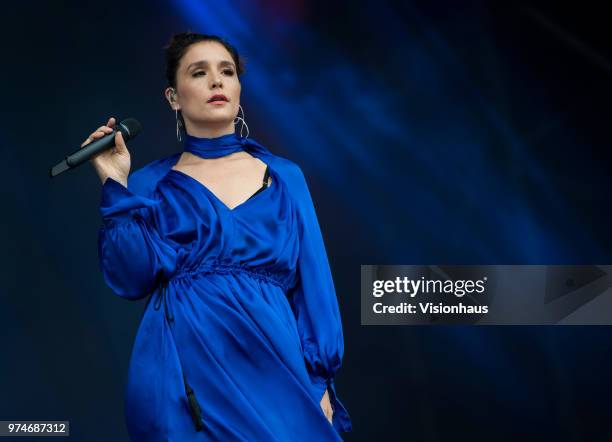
[207,94,228,103]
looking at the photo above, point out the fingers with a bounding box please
[81,117,117,148]
[319,389,333,424]
[321,401,333,423]
[325,407,333,423]
[92,126,113,139]
[326,401,334,423]
[114,131,127,153]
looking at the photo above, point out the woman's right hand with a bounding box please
[81,117,131,187]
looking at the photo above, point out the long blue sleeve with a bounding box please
[97,177,177,300]
[287,166,351,432]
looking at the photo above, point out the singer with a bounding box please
[81,32,352,441]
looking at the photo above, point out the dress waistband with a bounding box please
[167,262,289,291]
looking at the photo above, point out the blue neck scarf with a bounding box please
[183,131,248,159]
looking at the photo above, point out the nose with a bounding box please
[210,75,222,89]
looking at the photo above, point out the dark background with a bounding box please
[1,0,611,440]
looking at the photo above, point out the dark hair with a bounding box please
[163,31,246,88]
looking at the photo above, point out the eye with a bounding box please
[223,69,235,76]
[192,71,205,77]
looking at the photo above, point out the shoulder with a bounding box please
[245,136,307,184]
[266,153,308,186]
[264,154,315,211]
[127,152,182,198]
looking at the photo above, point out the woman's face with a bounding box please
[166,40,241,135]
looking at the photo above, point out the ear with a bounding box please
[164,87,180,110]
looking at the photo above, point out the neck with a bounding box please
[182,128,247,159]
[183,120,235,139]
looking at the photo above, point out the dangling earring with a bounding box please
[175,108,183,143]
[233,104,250,138]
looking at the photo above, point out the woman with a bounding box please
[81,32,352,441]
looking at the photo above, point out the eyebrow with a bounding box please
[186,60,236,71]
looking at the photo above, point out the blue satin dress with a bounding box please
[97,132,352,441]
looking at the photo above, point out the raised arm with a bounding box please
[82,116,177,300]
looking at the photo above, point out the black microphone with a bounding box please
[49,118,142,177]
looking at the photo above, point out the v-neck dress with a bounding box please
[97,135,352,441]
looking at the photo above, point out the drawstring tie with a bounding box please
[153,280,204,432]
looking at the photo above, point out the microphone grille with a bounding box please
[119,118,143,140]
